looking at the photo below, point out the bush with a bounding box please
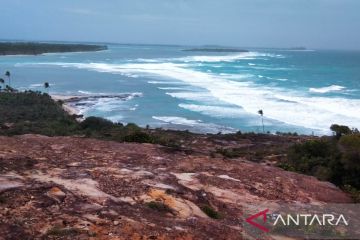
[80,116,115,131]
[0,91,79,136]
[343,185,360,203]
[287,139,341,176]
[123,131,154,143]
[200,205,222,219]
[282,129,360,194]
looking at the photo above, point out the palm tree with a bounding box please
[258,109,264,133]
[0,78,4,91]
[44,82,50,93]
[5,71,11,87]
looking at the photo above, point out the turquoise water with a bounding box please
[1,44,359,135]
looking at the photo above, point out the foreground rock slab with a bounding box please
[0,135,351,239]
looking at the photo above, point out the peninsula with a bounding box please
[0,42,107,55]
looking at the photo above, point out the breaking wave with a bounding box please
[309,85,346,93]
[23,59,360,133]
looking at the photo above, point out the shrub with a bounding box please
[200,205,222,219]
[283,130,360,193]
[80,116,115,131]
[343,185,360,203]
[287,139,341,177]
[0,91,79,136]
[123,131,154,143]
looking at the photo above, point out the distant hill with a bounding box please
[0,42,107,55]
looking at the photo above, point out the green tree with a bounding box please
[44,82,50,93]
[0,78,4,91]
[5,71,11,87]
[330,124,352,139]
[339,134,360,188]
[258,109,264,133]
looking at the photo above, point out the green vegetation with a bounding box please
[330,124,358,139]
[0,42,107,55]
[0,91,79,136]
[200,205,222,219]
[278,126,360,201]
[275,131,298,136]
[258,109,265,133]
[0,91,184,148]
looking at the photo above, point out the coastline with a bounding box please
[50,93,142,122]
[51,94,83,117]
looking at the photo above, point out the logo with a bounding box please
[245,209,269,232]
[243,204,359,239]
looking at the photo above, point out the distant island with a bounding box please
[0,42,107,55]
[183,48,248,53]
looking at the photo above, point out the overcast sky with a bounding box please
[1,0,359,50]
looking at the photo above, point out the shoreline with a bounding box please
[49,93,320,136]
[50,93,142,122]
[51,94,83,117]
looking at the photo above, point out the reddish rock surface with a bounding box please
[0,135,351,239]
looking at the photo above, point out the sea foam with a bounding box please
[29,59,360,133]
[152,116,236,134]
[309,85,346,93]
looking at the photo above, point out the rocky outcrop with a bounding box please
[0,135,351,239]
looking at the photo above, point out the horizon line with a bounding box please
[0,38,359,52]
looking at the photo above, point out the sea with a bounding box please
[1,44,359,135]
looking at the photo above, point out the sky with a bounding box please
[1,0,360,50]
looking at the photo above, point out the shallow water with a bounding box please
[1,44,360,135]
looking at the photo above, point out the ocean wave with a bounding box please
[147,80,184,85]
[29,83,55,88]
[174,52,282,63]
[249,66,293,71]
[152,116,236,134]
[157,87,186,90]
[178,104,249,118]
[29,61,360,132]
[166,91,217,103]
[257,75,288,81]
[78,90,93,94]
[66,92,142,116]
[309,85,346,93]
